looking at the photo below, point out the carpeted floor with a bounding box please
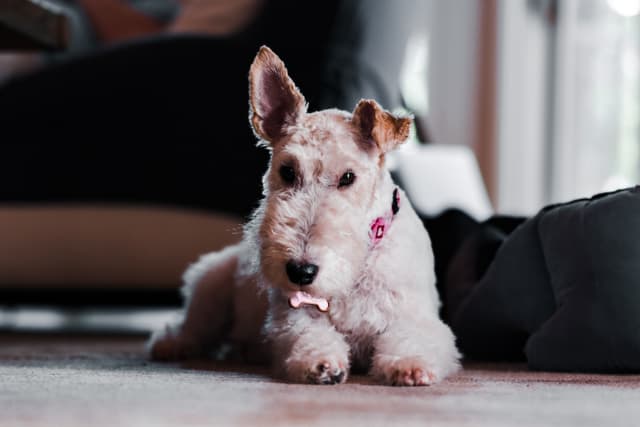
[1,333,640,427]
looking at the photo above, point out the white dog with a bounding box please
[148,46,460,386]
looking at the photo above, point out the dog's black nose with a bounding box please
[286,261,319,286]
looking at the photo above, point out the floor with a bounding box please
[2,333,640,427]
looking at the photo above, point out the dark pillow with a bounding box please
[448,186,640,372]
[448,212,555,361]
[526,186,640,371]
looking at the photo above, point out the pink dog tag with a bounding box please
[369,188,400,245]
[288,291,329,312]
[370,217,388,244]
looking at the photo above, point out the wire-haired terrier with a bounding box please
[148,46,460,386]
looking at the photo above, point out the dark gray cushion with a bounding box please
[449,186,640,372]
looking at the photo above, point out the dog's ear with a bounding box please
[249,46,306,144]
[352,99,412,153]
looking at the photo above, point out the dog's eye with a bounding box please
[338,171,356,188]
[279,165,296,185]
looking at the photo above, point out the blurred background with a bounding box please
[409,0,640,215]
[0,0,638,331]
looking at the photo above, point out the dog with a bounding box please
[148,46,460,386]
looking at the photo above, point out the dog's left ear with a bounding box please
[249,46,307,144]
[352,99,412,153]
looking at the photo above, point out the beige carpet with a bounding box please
[1,333,640,427]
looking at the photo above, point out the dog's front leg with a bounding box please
[371,316,460,386]
[269,308,350,385]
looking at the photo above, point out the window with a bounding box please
[551,0,640,202]
[497,0,640,214]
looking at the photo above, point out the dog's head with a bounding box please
[249,46,411,300]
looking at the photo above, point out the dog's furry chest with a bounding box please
[327,276,400,364]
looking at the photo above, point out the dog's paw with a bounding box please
[308,361,347,385]
[373,356,439,387]
[372,319,461,386]
[285,357,349,385]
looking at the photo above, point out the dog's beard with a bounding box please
[257,186,370,298]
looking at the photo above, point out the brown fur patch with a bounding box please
[313,159,324,180]
[378,153,386,168]
[352,99,412,154]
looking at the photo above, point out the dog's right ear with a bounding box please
[249,46,307,145]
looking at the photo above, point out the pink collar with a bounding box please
[369,188,400,245]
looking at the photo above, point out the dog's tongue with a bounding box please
[288,291,329,312]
